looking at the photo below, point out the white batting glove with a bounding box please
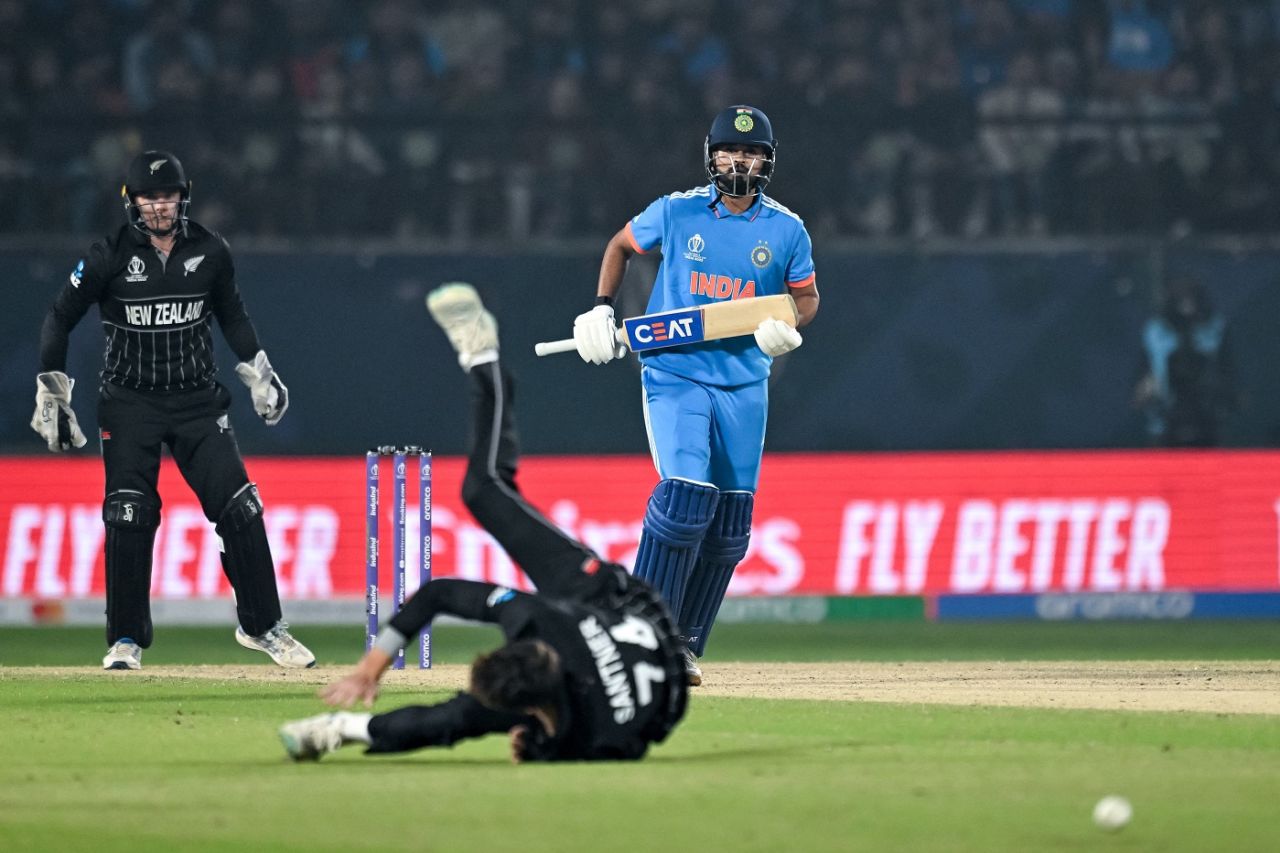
[754,318,803,357]
[573,305,626,365]
[234,350,289,426]
[30,371,88,452]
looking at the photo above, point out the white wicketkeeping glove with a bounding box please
[754,318,803,357]
[30,371,88,452]
[234,350,289,426]
[573,305,627,365]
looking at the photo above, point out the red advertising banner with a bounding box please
[2,451,1278,600]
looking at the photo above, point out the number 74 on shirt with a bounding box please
[535,294,798,356]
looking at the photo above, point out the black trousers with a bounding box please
[100,382,250,516]
[459,361,597,597]
[97,381,281,646]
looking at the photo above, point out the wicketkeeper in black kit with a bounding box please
[31,149,314,671]
[279,283,687,763]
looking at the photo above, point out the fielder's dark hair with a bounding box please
[469,639,562,712]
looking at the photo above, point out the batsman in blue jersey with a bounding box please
[572,105,819,685]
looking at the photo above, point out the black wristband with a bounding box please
[594,295,614,307]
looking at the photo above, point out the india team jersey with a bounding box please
[625,184,815,387]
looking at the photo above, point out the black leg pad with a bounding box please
[215,484,283,637]
[102,490,160,648]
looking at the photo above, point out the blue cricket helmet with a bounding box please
[704,105,777,197]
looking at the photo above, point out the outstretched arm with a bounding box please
[320,646,393,708]
[389,577,510,637]
[321,579,534,708]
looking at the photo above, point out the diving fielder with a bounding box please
[572,105,820,684]
[31,149,313,670]
[280,284,686,763]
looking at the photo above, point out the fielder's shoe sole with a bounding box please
[426,282,498,369]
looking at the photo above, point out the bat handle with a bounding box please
[534,338,578,357]
[534,328,628,357]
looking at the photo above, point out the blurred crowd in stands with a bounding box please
[1,0,1277,242]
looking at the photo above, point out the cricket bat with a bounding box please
[535,294,798,356]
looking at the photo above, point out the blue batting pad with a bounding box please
[632,478,720,618]
[680,491,753,656]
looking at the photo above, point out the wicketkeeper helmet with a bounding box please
[122,150,191,237]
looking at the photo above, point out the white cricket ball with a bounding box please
[1092,795,1133,832]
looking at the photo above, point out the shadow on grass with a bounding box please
[657,738,869,764]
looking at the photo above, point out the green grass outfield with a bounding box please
[2,622,1278,852]
[4,620,1280,666]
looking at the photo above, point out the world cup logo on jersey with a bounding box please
[684,233,706,263]
[125,255,148,283]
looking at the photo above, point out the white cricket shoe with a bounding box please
[279,713,345,761]
[235,621,316,668]
[683,647,703,687]
[426,282,498,370]
[102,639,142,671]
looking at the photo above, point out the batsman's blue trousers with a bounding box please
[640,365,766,492]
